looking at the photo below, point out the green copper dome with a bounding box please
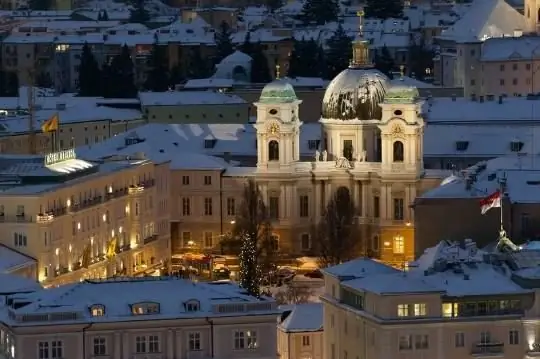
[385,83,419,103]
[259,79,297,103]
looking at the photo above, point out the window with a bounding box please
[500,64,505,71]
[268,140,279,161]
[132,302,160,315]
[509,329,519,345]
[93,337,106,356]
[51,341,62,359]
[393,235,404,254]
[373,196,380,218]
[513,78,518,85]
[204,175,212,185]
[480,331,491,344]
[343,140,353,161]
[135,336,146,353]
[301,233,311,250]
[527,63,532,70]
[90,304,105,316]
[470,79,476,86]
[398,335,412,350]
[393,198,404,220]
[182,176,190,185]
[455,332,465,347]
[149,335,159,353]
[414,334,428,349]
[302,335,310,346]
[269,196,279,219]
[393,141,404,162]
[227,197,236,216]
[204,197,213,216]
[414,303,426,316]
[397,304,409,317]
[38,342,49,359]
[182,197,191,216]
[189,332,201,351]
[299,195,309,217]
[234,330,245,349]
[182,232,192,246]
[185,300,200,311]
[500,79,505,85]
[513,63,518,70]
[13,233,27,247]
[204,232,213,247]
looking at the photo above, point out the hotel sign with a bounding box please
[45,149,76,166]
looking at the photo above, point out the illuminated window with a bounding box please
[414,303,426,316]
[397,304,409,317]
[90,304,105,317]
[393,235,404,254]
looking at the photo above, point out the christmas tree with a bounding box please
[238,232,261,297]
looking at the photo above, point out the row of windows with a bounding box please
[182,175,213,186]
[400,329,520,351]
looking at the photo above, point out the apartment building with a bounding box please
[0,149,171,287]
[278,303,324,359]
[0,276,279,359]
[321,240,540,359]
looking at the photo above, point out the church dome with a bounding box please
[385,82,420,103]
[259,79,297,103]
[321,68,389,121]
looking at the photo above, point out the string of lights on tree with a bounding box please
[238,232,262,298]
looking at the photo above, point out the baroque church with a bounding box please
[247,29,445,266]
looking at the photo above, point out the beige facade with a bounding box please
[0,151,171,287]
[0,277,279,359]
[278,330,324,359]
[143,102,251,124]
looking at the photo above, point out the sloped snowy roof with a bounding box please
[0,273,41,294]
[0,245,36,273]
[279,303,323,332]
[220,50,252,64]
[481,36,540,61]
[439,0,526,42]
[138,91,246,106]
[322,258,400,279]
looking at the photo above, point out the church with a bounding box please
[229,31,444,266]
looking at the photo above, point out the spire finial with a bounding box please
[275,64,281,79]
[357,8,365,37]
[399,65,405,80]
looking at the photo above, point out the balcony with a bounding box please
[70,196,103,212]
[104,188,128,201]
[143,234,159,245]
[36,213,54,223]
[50,207,68,217]
[131,354,163,359]
[471,342,504,357]
[128,184,144,194]
[0,214,33,223]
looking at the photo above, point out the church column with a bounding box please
[325,182,332,204]
[114,332,121,359]
[314,180,321,219]
[260,183,268,204]
[380,184,388,220]
[351,180,357,215]
[279,184,286,219]
[295,130,300,160]
[122,332,129,359]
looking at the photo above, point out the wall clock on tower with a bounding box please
[269,123,280,135]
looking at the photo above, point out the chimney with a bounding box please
[479,96,484,103]
[470,94,477,101]
[451,95,456,101]
[498,95,503,104]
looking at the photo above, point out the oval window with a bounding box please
[269,109,278,115]
[394,110,403,116]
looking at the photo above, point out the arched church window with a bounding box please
[393,141,404,162]
[537,7,540,22]
[268,140,279,161]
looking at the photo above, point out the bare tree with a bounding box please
[233,179,276,296]
[312,187,358,267]
[274,284,314,305]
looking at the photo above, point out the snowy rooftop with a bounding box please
[419,155,540,202]
[138,91,246,106]
[5,277,277,324]
[279,303,323,333]
[0,245,36,273]
[438,0,525,42]
[0,273,41,295]
[321,258,400,279]
[481,36,540,61]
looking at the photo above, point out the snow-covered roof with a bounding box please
[5,277,277,325]
[0,244,36,273]
[481,36,540,61]
[0,273,41,294]
[279,303,323,333]
[138,91,246,107]
[419,155,540,203]
[220,50,252,64]
[439,0,526,42]
[321,258,400,279]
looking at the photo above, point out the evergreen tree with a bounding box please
[169,64,183,88]
[365,0,403,19]
[265,0,283,12]
[240,31,253,55]
[324,24,352,79]
[299,0,339,25]
[249,42,271,83]
[288,39,324,78]
[28,0,51,10]
[187,47,212,79]
[214,21,234,64]
[103,45,137,98]
[35,71,53,88]
[408,42,435,81]
[129,0,150,24]
[144,41,169,91]
[0,70,18,97]
[78,43,102,96]
[98,10,109,21]
[374,46,395,78]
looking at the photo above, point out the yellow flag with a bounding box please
[106,238,117,259]
[41,113,59,133]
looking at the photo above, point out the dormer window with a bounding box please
[184,300,200,312]
[510,141,524,152]
[204,139,217,149]
[455,141,469,151]
[90,304,105,317]
[131,302,160,315]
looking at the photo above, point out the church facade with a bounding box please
[173,38,445,267]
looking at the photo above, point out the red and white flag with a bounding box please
[480,190,501,214]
